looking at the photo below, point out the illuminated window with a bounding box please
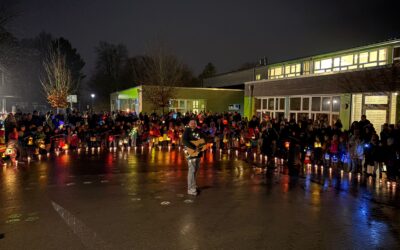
[379,49,387,61]
[359,52,368,64]
[321,58,332,69]
[303,61,310,74]
[275,67,282,76]
[256,74,261,80]
[283,63,301,78]
[269,66,284,79]
[313,47,388,74]
[314,61,321,70]
[285,65,290,74]
[369,51,378,62]
[341,54,353,66]
[334,57,340,67]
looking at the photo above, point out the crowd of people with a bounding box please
[0,109,399,181]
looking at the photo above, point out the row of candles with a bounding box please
[3,145,398,189]
[304,163,397,189]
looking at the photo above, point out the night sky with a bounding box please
[10,0,400,75]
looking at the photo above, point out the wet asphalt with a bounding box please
[0,146,399,250]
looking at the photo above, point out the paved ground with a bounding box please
[0,147,399,249]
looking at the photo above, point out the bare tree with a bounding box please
[138,46,185,114]
[40,48,75,109]
[0,2,18,44]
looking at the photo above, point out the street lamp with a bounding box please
[90,93,95,111]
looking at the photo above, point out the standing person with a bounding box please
[261,123,279,163]
[183,119,205,196]
[4,113,17,143]
[348,129,364,173]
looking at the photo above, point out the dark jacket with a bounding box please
[182,127,205,158]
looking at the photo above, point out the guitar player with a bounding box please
[182,119,205,196]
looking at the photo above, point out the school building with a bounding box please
[206,39,400,133]
[110,85,244,115]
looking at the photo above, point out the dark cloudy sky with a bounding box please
[9,0,400,75]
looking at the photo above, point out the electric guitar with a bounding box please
[185,139,207,157]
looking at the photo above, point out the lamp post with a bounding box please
[90,93,95,111]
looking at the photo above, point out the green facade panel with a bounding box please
[339,93,352,130]
[118,87,140,99]
[170,87,244,114]
[244,96,254,118]
[111,86,243,115]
